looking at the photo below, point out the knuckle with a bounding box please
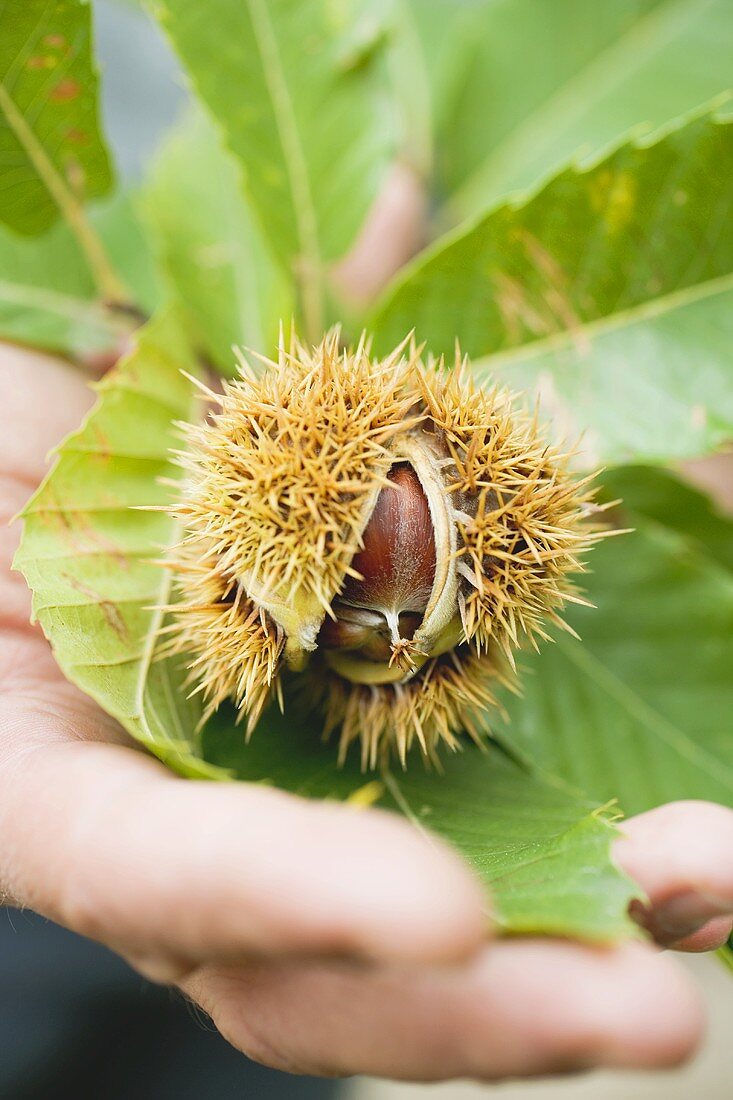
[214,1011,301,1075]
[232,1027,345,1079]
[194,968,346,1078]
[281,910,355,955]
[125,951,195,986]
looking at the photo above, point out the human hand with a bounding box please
[1,343,732,1082]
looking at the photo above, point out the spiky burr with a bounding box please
[165,328,602,768]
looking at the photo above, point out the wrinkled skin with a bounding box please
[1,176,732,1080]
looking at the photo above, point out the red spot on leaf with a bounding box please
[42,34,67,49]
[50,78,81,103]
[27,55,54,70]
[66,127,89,145]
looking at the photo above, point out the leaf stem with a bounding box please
[0,81,131,307]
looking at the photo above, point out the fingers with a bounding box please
[0,343,93,491]
[669,916,733,954]
[615,801,733,950]
[0,345,94,630]
[187,939,702,1080]
[330,163,427,307]
[0,717,487,977]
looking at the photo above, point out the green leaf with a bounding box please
[0,0,113,235]
[147,0,396,338]
[142,109,293,373]
[0,191,160,357]
[493,467,733,817]
[441,0,733,220]
[13,310,226,780]
[377,0,440,180]
[203,705,636,941]
[400,0,485,157]
[372,112,733,464]
[719,936,733,972]
[602,464,733,576]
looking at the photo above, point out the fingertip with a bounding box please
[615,801,733,897]
[469,940,703,1078]
[0,344,93,484]
[595,943,705,1069]
[561,941,699,1069]
[669,915,733,953]
[615,802,733,946]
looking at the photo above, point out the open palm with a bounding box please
[1,343,732,1081]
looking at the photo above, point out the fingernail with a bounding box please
[653,891,733,939]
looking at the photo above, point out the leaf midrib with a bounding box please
[474,270,733,373]
[384,767,608,861]
[132,423,192,746]
[0,16,123,300]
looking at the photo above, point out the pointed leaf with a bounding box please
[602,464,733,576]
[494,468,733,816]
[0,0,113,235]
[143,110,292,373]
[13,311,225,780]
[0,191,160,357]
[442,0,733,220]
[372,112,733,464]
[147,0,396,335]
[400,0,484,155]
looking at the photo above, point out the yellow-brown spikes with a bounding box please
[165,328,605,767]
[164,538,283,731]
[309,647,513,770]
